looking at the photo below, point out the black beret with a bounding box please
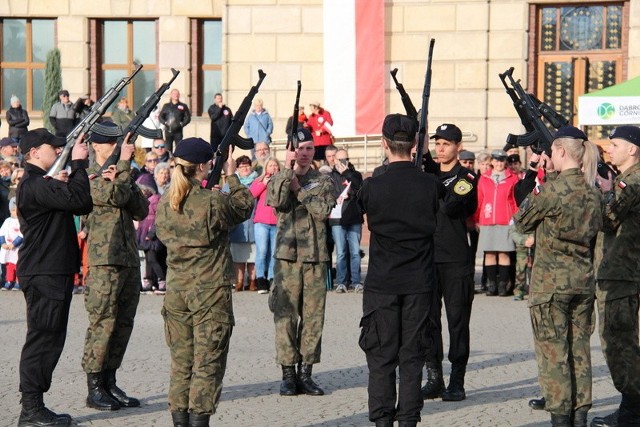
[173,137,214,164]
[295,128,314,144]
[89,121,122,144]
[430,123,462,143]
[20,128,66,153]
[507,154,521,163]
[554,125,587,141]
[610,125,640,147]
[382,114,418,142]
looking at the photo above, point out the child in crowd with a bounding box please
[0,198,22,291]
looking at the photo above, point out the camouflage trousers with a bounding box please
[514,245,528,295]
[529,292,594,415]
[162,285,234,415]
[273,259,327,366]
[82,265,141,373]
[596,280,640,403]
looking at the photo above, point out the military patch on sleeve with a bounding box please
[302,181,320,191]
[618,180,627,189]
[533,185,542,195]
[453,179,472,196]
[466,172,475,181]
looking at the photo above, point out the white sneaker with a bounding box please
[353,284,364,293]
[335,284,347,293]
[257,289,269,294]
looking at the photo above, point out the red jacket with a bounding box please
[306,108,334,147]
[475,169,518,226]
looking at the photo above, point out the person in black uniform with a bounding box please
[159,89,191,153]
[207,93,233,152]
[420,123,477,402]
[16,128,93,426]
[358,114,439,427]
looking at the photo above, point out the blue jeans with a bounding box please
[254,222,277,279]
[331,223,362,285]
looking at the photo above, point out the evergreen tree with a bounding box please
[42,48,62,134]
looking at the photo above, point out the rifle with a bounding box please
[499,67,568,156]
[287,80,302,168]
[45,64,142,178]
[415,38,435,168]
[390,68,418,120]
[205,69,267,189]
[96,68,179,174]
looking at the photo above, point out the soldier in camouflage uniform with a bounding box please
[514,126,602,427]
[156,138,253,427]
[591,125,640,427]
[82,124,150,411]
[266,128,336,397]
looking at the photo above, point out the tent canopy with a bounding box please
[578,75,640,126]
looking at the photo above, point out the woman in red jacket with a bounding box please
[475,149,519,296]
[306,101,333,162]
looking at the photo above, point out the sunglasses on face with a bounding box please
[146,159,159,163]
[154,145,165,149]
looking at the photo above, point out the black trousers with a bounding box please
[425,262,474,367]
[144,247,167,283]
[164,130,184,153]
[19,275,74,394]
[360,291,432,423]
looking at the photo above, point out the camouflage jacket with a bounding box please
[514,168,602,295]
[267,168,335,262]
[597,162,640,282]
[86,160,149,267]
[156,175,253,290]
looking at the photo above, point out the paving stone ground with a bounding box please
[0,261,619,426]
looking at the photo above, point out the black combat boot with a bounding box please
[188,413,210,427]
[375,419,393,427]
[442,364,466,401]
[103,369,140,407]
[280,365,298,396]
[497,279,509,296]
[86,372,120,411]
[398,421,418,427]
[171,411,189,427]
[18,393,72,427]
[485,279,498,296]
[590,410,618,427]
[529,396,546,410]
[573,406,589,427]
[551,413,572,427]
[421,363,444,399]
[297,363,325,396]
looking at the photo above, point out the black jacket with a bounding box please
[208,104,233,150]
[423,153,477,265]
[328,163,364,226]
[358,161,439,294]
[17,161,93,277]
[6,107,30,138]
[159,101,191,134]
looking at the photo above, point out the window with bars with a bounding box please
[91,19,157,111]
[534,3,627,141]
[190,19,223,116]
[0,18,55,112]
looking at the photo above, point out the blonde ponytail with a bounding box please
[581,140,599,188]
[554,137,599,187]
[167,158,198,212]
